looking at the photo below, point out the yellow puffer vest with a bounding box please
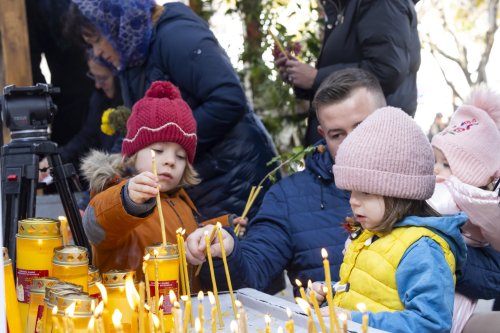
[333,226,456,312]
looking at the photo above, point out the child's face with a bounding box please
[433,147,452,179]
[349,191,385,231]
[135,142,187,192]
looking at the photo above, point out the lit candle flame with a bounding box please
[94,301,104,317]
[96,282,108,304]
[52,305,58,315]
[265,314,271,325]
[286,307,292,319]
[198,290,204,301]
[235,300,242,308]
[230,320,238,333]
[112,309,122,326]
[65,301,76,317]
[169,290,177,303]
[322,285,329,294]
[153,249,159,258]
[339,313,347,321]
[181,228,186,236]
[295,279,302,287]
[357,303,367,313]
[88,316,95,330]
[152,314,160,328]
[143,253,151,261]
[295,297,311,313]
[321,248,328,259]
[207,291,215,305]
[216,222,222,229]
[195,317,202,332]
[125,275,139,310]
[181,295,189,302]
[278,327,284,333]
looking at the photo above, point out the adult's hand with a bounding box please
[308,281,327,305]
[284,58,317,90]
[185,225,235,265]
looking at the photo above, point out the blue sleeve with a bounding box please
[456,245,500,299]
[351,238,454,333]
[205,182,294,292]
[156,20,247,155]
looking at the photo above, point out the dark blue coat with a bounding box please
[204,144,352,294]
[119,3,277,220]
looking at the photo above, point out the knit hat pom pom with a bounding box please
[145,81,181,100]
[465,85,500,129]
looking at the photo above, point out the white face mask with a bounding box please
[427,182,460,215]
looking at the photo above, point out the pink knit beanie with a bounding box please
[431,86,500,187]
[122,81,197,163]
[333,107,435,200]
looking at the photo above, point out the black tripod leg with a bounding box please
[47,153,91,257]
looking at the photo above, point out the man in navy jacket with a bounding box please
[186,68,386,293]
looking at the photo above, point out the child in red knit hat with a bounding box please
[81,81,229,289]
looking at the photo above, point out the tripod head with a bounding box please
[1,83,60,141]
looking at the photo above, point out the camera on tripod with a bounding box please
[1,83,59,140]
[1,83,90,266]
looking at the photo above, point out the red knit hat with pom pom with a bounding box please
[432,85,500,187]
[122,81,197,163]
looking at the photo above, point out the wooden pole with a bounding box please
[0,0,33,143]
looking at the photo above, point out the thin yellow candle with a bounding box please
[204,231,224,328]
[181,296,192,333]
[153,249,160,315]
[295,279,307,301]
[235,300,248,333]
[268,29,289,59]
[58,216,70,246]
[207,292,216,333]
[179,229,191,298]
[112,309,124,333]
[285,308,294,333]
[307,281,327,333]
[159,295,166,333]
[139,282,146,333]
[216,222,238,318]
[125,276,140,333]
[197,291,205,329]
[357,303,369,333]
[264,314,271,333]
[176,231,186,296]
[151,149,167,245]
[339,312,348,333]
[322,248,340,333]
[295,298,317,333]
[142,254,152,306]
[195,226,218,277]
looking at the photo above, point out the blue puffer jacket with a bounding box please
[204,143,352,294]
[118,3,277,220]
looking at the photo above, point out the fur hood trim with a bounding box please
[80,150,128,195]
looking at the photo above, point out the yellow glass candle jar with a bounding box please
[145,243,179,332]
[3,247,22,333]
[54,293,94,333]
[52,245,89,291]
[16,217,62,329]
[102,269,137,332]
[88,265,102,301]
[26,277,59,333]
[43,282,83,333]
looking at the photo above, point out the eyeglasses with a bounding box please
[86,71,112,85]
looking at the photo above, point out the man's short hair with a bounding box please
[313,68,386,112]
